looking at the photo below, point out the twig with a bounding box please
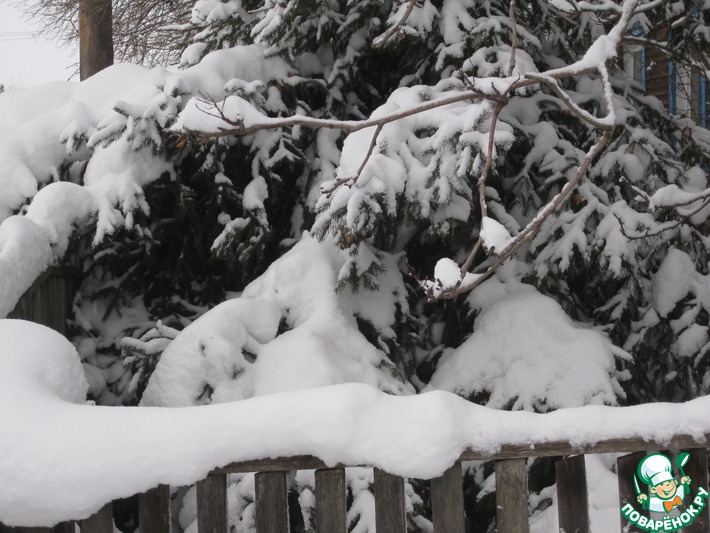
[374,0,418,48]
[429,129,614,300]
[321,124,384,196]
[507,0,518,78]
[525,73,613,129]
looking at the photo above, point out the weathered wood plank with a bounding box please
[681,448,709,533]
[315,468,347,533]
[374,468,406,533]
[197,473,228,533]
[9,269,81,335]
[215,455,336,474]
[495,458,529,533]
[0,520,72,532]
[255,471,288,533]
[617,450,647,533]
[431,462,465,533]
[139,484,170,533]
[556,455,590,533]
[214,433,710,474]
[79,502,113,533]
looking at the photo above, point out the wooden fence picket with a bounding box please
[255,471,288,533]
[79,502,113,533]
[431,462,465,532]
[556,454,590,533]
[197,473,228,533]
[315,468,347,533]
[374,468,406,533]
[680,448,709,533]
[495,458,529,533]
[139,484,170,533]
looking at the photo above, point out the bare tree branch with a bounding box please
[428,129,614,300]
[373,0,419,48]
[321,124,384,197]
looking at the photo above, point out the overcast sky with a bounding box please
[0,3,78,88]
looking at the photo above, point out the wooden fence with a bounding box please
[1,433,708,533]
[7,267,80,336]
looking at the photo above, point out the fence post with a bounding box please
[374,468,406,533]
[495,458,529,533]
[680,448,709,533]
[315,468,347,533]
[556,455,590,533]
[8,267,81,335]
[431,462,465,533]
[197,473,228,533]
[255,471,289,533]
[79,502,113,533]
[139,484,170,533]
[617,450,647,533]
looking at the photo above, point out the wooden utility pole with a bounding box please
[79,0,114,80]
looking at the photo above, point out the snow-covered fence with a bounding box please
[3,437,707,533]
[3,321,710,533]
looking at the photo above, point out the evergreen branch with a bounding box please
[615,196,710,240]
[525,73,612,129]
[566,0,666,15]
[321,124,384,197]
[652,189,710,210]
[183,88,515,139]
[670,0,702,30]
[373,0,418,48]
[430,129,614,300]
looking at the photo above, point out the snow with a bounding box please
[423,257,482,297]
[2,317,710,527]
[428,279,628,411]
[0,44,296,319]
[142,235,414,407]
[653,248,697,318]
[480,216,513,254]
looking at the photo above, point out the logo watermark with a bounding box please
[619,451,709,532]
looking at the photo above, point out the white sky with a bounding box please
[0,3,78,88]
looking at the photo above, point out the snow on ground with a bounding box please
[1,318,710,527]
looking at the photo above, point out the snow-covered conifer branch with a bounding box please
[424,129,614,300]
[373,0,419,48]
[422,0,642,299]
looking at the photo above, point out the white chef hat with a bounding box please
[638,454,674,487]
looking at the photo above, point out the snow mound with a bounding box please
[141,235,413,407]
[428,280,628,410]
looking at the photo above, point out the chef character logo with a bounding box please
[620,451,710,532]
[636,453,689,513]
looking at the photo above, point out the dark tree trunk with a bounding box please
[79,0,114,80]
